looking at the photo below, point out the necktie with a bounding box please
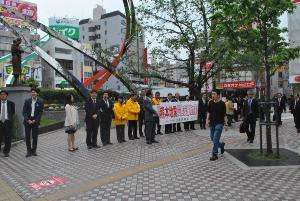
[106,100,109,108]
[248,99,252,114]
[93,99,96,104]
[1,102,6,123]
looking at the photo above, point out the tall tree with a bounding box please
[211,0,300,154]
[131,0,240,99]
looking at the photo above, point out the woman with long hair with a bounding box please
[64,94,80,152]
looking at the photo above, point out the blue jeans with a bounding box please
[210,124,224,156]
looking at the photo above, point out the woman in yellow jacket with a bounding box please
[113,96,127,143]
[126,93,140,140]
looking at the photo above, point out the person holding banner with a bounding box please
[173,93,183,132]
[144,90,159,144]
[164,93,174,134]
[206,90,227,161]
[152,92,163,135]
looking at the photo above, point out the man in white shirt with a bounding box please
[22,88,44,157]
[0,90,15,157]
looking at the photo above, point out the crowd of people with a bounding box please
[0,87,298,161]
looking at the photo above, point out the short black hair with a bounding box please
[0,90,8,95]
[116,95,124,102]
[90,89,97,94]
[168,93,172,96]
[212,89,221,95]
[146,90,152,97]
[103,90,109,95]
[31,88,40,93]
[130,92,137,97]
[155,91,160,95]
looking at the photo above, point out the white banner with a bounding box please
[154,101,198,125]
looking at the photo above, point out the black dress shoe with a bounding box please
[107,142,113,145]
[129,137,134,140]
[249,140,254,144]
[4,153,9,157]
[134,137,140,139]
[146,142,152,144]
[26,152,31,157]
[220,142,225,154]
[93,145,101,148]
[177,130,182,132]
[140,135,145,138]
[152,140,159,143]
[157,132,163,135]
[210,155,218,161]
[122,140,127,142]
[88,146,93,149]
[32,152,38,156]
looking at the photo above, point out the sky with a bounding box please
[29,0,138,25]
[26,1,288,28]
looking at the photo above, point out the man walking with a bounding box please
[152,92,162,135]
[85,90,101,149]
[138,89,146,137]
[0,90,15,157]
[199,94,208,129]
[23,88,44,157]
[206,90,227,161]
[274,93,285,126]
[99,91,114,146]
[242,90,259,143]
[144,90,159,144]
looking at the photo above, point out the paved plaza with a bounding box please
[0,114,300,201]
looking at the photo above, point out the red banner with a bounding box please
[293,0,300,3]
[220,81,256,89]
[29,176,67,191]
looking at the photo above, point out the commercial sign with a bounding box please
[2,61,32,81]
[29,176,67,191]
[0,0,37,28]
[217,81,256,89]
[49,17,80,39]
[154,101,198,125]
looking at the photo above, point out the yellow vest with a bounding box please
[113,102,128,125]
[152,97,161,105]
[126,98,140,120]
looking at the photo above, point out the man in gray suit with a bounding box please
[144,90,159,144]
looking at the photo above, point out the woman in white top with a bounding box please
[64,94,80,152]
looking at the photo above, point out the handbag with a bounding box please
[65,125,77,134]
[239,121,247,133]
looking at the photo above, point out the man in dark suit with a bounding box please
[199,94,208,129]
[242,90,259,143]
[0,90,15,157]
[164,93,173,134]
[99,91,114,146]
[85,90,101,149]
[23,88,44,157]
[138,89,146,137]
[144,90,159,144]
[173,93,182,132]
[274,93,285,126]
[289,95,298,128]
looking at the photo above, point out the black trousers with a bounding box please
[199,113,206,129]
[184,121,195,130]
[245,114,256,141]
[128,120,138,139]
[138,114,145,136]
[154,117,161,133]
[86,119,100,146]
[0,121,12,154]
[25,123,39,153]
[165,124,172,133]
[116,125,125,142]
[145,121,155,143]
[100,120,112,144]
[173,123,182,132]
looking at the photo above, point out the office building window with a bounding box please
[95,25,101,30]
[88,27,95,32]
[82,26,85,31]
[55,48,72,54]
[89,36,95,41]
[84,72,93,78]
[82,35,85,40]
[104,21,107,26]
[105,30,107,35]
[95,34,101,39]
[56,59,73,70]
